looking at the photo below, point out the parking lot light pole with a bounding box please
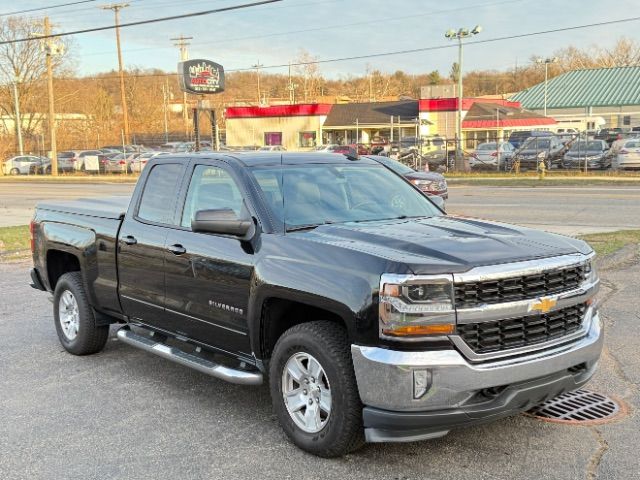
[536,57,558,117]
[12,77,24,156]
[445,25,482,171]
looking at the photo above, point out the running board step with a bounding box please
[116,327,263,386]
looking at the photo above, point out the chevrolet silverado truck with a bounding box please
[30,152,602,457]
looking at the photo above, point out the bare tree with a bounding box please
[0,16,71,152]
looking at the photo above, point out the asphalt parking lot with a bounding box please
[1,182,639,479]
[1,250,638,479]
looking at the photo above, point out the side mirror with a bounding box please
[430,195,446,211]
[192,209,254,238]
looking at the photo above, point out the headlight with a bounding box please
[537,151,547,159]
[583,259,598,285]
[412,179,438,190]
[379,274,455,340]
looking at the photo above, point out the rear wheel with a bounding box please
[53,272,109,355]
[269,321,364,457]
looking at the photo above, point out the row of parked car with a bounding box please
[468,131,640,171]
[1,146,179,176]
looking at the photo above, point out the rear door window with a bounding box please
[137,163,185,225]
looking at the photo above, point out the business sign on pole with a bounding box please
[178,59,225,94]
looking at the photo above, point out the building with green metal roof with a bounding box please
[511,66,640,131]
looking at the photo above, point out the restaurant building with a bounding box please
[224,96,556,150]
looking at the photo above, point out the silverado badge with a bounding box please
[530,297,557,314]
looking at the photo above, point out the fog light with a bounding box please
[413,369,432,399]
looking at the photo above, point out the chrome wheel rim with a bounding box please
[282,352,331,433]
[58,290,79,341]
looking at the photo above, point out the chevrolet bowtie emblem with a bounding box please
[530,297,557,314]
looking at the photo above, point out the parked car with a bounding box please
[159,142,189,153]
[101,152,133,173]
[562,140,612,170]
[355,143,370,155]
[370,155,448,199]
[507,130,554,149]
[130,152,170,173]
[63,150,104,171]
[323,144,358,157]
[30,152,602,457]
[314,144,339,152]
[369,135,388,154]
[510,136,566,170]
[258,145,287,151]
[2,155,48,175]
[614,139,640,170]
[469,142,515,170]
[595,128,625,147]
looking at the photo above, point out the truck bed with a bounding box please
[36,195,130,220]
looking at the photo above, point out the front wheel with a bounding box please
[269,321,364,457]
[10,168,19,175]
[53,272,109,355]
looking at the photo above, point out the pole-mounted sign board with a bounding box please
[178,59,225,94]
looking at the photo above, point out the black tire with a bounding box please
[53,272,109,355]
[269,321,364,457]
[10,168,19,175]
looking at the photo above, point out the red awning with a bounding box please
[226,104,332,118]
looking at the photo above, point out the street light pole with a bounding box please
[445,25,482,171]
[536,57,558,117]
[252,61,263,104]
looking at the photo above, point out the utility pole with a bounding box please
[445,25,482,171]
[11,78,24,155]
[162,79,169,143]
[43,17,60,175]
[252,61,263,104]
[102,3,130,145]
[171,35,193,138]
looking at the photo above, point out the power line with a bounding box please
[229,14,640,72]
[0,0,282,45]
[13,11,640,82]
[0,0,100,17]
[79,0,528,58]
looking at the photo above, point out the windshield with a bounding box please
[522,138,551,149]
[251,164,441,230]
[569,141,604,151]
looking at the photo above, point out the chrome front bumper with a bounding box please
[351,307,603,441]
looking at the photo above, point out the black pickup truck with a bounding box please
[30,152,602,457]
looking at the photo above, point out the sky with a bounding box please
[8,0,640,79]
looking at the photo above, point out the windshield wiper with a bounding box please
[286,220,336,232]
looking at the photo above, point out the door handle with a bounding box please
[122,235,137,245]
[167,244,186,255]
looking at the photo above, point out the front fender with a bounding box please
[247,255,379,360]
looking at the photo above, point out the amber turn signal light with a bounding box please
[382,324,455,337]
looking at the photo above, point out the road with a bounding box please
[1,252,638,479]
[2,181,640,235]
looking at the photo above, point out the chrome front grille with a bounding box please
[454,264,585,309]
[457,303,586,354]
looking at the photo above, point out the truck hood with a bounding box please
[294,215,590,275]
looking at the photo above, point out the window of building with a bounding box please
[137,163,184,224]
[623,116,631,126]
[299,131,317,147]
[264,132,283,146]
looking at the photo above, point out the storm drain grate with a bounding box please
[527,389,622,424]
